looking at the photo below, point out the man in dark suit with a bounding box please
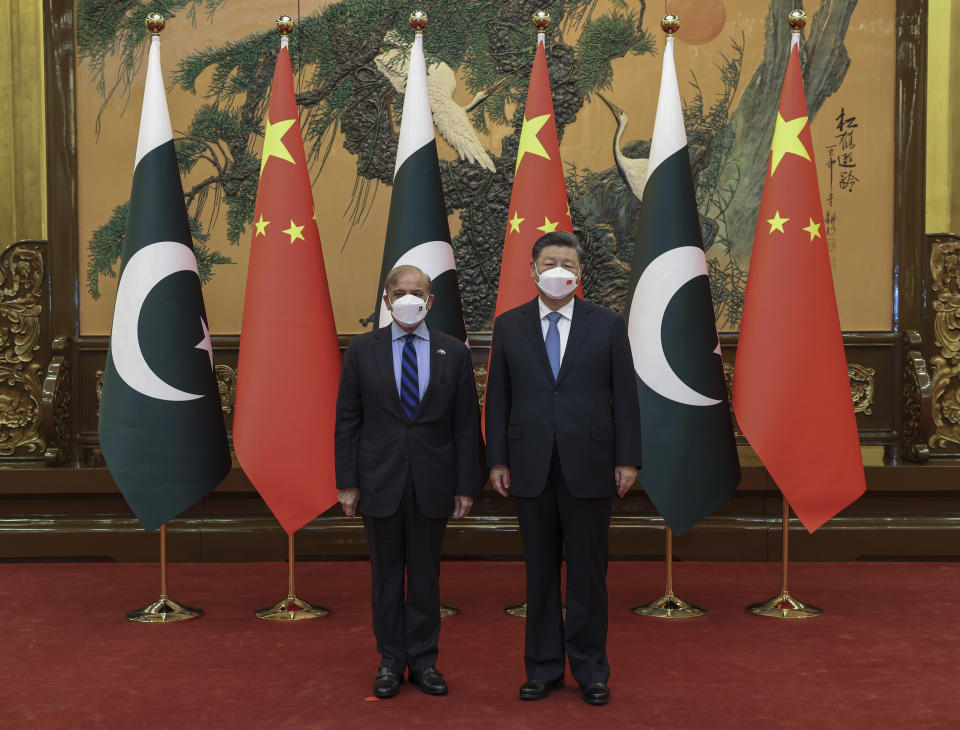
[485,231,643,706]
[335,264,479,699]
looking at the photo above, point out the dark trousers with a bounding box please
[362,472,448,673]
[515,444,613,686]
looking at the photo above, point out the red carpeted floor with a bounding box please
[1,560,958,728]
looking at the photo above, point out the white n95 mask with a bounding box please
[535,264,580,300]
[390,294,428,326]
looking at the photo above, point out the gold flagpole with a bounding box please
[632,526,706,618]
[126,523,203,622]
[255,532,330,620]
[747,494,822,618]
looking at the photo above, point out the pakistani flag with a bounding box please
[374,30,466,340]
[624,32,740,536]
[99,33,231,532]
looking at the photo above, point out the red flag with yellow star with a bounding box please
[233,40,341,534]
[493,33,580,317]
[732,35,865,532]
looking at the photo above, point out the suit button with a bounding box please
[553,390,558,396]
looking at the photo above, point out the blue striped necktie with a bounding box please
[400,333,420,419]
[545,311,562,380]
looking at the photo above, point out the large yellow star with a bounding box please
[769,112,810,176]
[283,219,305,244]
[766,210,789,234]
[260,117,296,175]
[254,214,270,237]
[515,114,551,173]
[508,210,524,233]
[803,218,822,241]
[536,216,559,234]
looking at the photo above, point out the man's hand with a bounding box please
[338,487,360,517]
[490,466,511,497]
[615,466,638,498]
[452,495,474,519]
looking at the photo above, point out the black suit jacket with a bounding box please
[485,297,642,498]
[335,326,480,519]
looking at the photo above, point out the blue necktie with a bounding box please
[400,334,420,419]
[545,312,562,380]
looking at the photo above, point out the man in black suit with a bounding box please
[335,264,479,699]
[485,231,643,706]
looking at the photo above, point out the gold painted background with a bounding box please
[72,0,899,335]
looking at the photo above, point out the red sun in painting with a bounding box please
[667,0,727,45]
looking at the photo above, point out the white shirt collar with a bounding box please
[391,320,430,341]
[538,296,576,321]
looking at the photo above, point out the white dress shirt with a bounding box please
[538,297,575,362]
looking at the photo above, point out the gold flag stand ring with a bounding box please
[440,603,460,617]
[747,497,822,619]
[126,524,203,622]
[631,526,706,618]
[255,533,330,620]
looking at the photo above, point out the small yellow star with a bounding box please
[769,112,810,176]
[508,210,524,233]
[283,219,305,244]
[803,218,822,241]
[260,117,296,175]
[536,216,559,234]
[565,203,571,218]
[312,207,320,225]
[515,114,552,173]
[254,214,270,237]
[766,210,789,234]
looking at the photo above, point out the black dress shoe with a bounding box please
[373,665,403,698]
[409,666,448,695]
[519,676,564,700]
[581,682,610,705]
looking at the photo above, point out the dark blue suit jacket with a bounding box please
[484,297,642,498]
[335,326,479,518]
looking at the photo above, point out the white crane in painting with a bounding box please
[375,32,499,172]
[596,91,649,202]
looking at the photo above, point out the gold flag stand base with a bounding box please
[440,603,460,617]
[632,592,706,619]
[747,592,822,619]
[126,596,202,623]
[255,595,329,621]
[504,601,527,618]
[255,533,330,621]
[126,525,203,623]
[632,527,707,619]
[747,497,823,619]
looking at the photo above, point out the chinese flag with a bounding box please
[233,41,341,534]
[492,34,580,317]
[732,36,865,532]
[482,35,581,436]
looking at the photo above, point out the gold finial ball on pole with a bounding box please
[276,14,295,36]
[532,10,551,31]
[145,12,165,35]
[788,9,807,31]
[410,10,428,33]
[661,14,681,36]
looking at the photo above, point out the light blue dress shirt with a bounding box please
[391,321,431,400]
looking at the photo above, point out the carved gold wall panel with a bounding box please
[928,239,960,450]
[0,242,45,456]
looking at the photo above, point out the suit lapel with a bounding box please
[415,328,447,417]
[555,297,593,386]
[374,326,404,417]
[518,298,555,383]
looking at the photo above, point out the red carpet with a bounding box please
[1,561,958,728]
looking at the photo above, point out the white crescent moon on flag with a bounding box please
[378,239,456,329]
[628,246,722,407]
[110,241,205,402]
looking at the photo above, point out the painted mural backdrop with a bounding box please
[76,0,894,334]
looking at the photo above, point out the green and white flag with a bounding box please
[98,33,230,532]
[374,31,466,340]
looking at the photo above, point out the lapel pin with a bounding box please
[436,348,447,355]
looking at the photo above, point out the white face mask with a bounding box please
[535,264,580,300]
[389,294,429,327]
